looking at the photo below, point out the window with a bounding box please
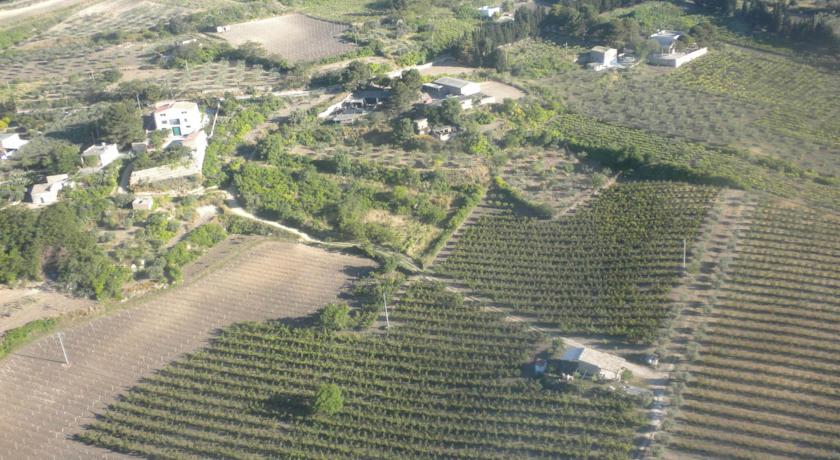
[161,120,167,124]
[169,119,180,125]
[172,127,182,136]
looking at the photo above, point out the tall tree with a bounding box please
[99,101,144,147]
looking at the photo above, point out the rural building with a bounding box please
[152,100,204,138]
[431,126,456,141]
[81,143,119,169]
[0,132,28,156]
[132,197,154,210]
[648,30,708,68]
[560,346,628,381]
[424,77,481,97]
[29,174,72,205]
[589,46,618,68]
[479,5,502,18]
[320,89,391,124]
[413,118,429,134]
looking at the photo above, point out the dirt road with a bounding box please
[0,0,90,25]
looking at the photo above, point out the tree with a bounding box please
[33,139,81,175]
[440,98,463,126]
[319,303,351,331]
[340,61,371,91]
[391,117,415,146]
[312,383,343,415]
[99,101,144,147]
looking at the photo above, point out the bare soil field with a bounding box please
[0,237,375,459]
[214,13,356,64]
[0,286,94,335]
[480,80,525,100]
[0,0,90,25]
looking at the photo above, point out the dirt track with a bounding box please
[0,237,375,459]
[0,0,91,24]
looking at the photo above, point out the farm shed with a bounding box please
[29,174,72,205]
[81,143,119,169]
[560,346,628,381]
[428,77,481,97]
[589,46,617,67]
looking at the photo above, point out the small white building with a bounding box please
[131,197,154,210]
[413,118,429,134]
[431,126,456,141]
[560,346,628,381]
[81,143,120,169]
[29,174,72,205]
[0,132,28,156]
[152,101,204,138]
[479,6,502,18]
[428,77,481,97]
[589,46,618,67]
[650,30,682,54]
[647,30,707,68]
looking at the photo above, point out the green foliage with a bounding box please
[492,176,554,219]
[164,223,227,283]
[312,383,344,416]
[27,138,81,175]
[318,303,351,331]
[99,102,144,147]
[0,317,59,360]
[0,207,41,284]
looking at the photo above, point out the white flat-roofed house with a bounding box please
[29,174,72,205]
[589,46,618,67]
[132,197,154,210]
[153,101,204,138]
[81,143,120,170]
[0,133,28,159]
[560,346,628,381]
[479,6,502,18]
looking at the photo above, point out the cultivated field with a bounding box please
[0,237,375,459]
[215,14,356,64]
[665,202,840,459]
[79,281,646,458]
[0,287,94,335]
[436,182,719,342]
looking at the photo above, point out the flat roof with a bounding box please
[560,346,627,373]
[433,77,476,89]
[591,46,615,53]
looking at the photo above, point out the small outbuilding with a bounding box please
[560,346,628,381]
[29,174,72,205]
[81,143,120,169]
[479,6,502,18]
[0,132,28,155]
[590,46,618,67]
[132,197,154,211]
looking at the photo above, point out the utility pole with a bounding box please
[135,92,142,112]
[383,291,390,329]
[683,238,687,272]
[56,333,69,366]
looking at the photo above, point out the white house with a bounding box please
[479,6,502,18]
[560,346,628,381]
[0,132,28,157]
[589,46,618,67]
[129,129,208,188]
[428,77,481,97]
[152,101,204,138]
[30,174,72,205]
[81,143,120,169]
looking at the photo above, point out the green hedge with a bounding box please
[0,317,60,360]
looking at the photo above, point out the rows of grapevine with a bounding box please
[667,202,840,459]
[77,282,646,459]
[436,182,717,342]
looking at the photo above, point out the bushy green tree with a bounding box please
[312,384,343,416]
[319,303,351,331]
[99,101,144,147]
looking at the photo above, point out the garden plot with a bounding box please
[214,14,356,64]
[0,238,375,459]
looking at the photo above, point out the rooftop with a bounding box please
[650,30,682,48]
[560,346,627,374]
[82,143,116,157]
[153,100,199,114]
[591,46,615,53]
[433,77,476,89]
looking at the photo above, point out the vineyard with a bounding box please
[78,282,647,459]
[436,182,718,342]
[665,202,840,459]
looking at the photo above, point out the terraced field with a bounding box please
[666,202,840,459]
[436,182,719,342]
[0,238,375,459]
[79,282,646,459]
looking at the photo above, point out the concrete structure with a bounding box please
[413,118,429,134]
[479,5,502,18]
[320,89,390,124]
[649,47,708,68]
[0,132,28,155]
[560,346,628,381]
[425,77,481,97]
[129,130,207,188]
[81,143,119,169]
[589,46,618,67]
[152,101,204,138]
[29,174,72,205]
[131,197,154,210]
[216,25,231,33]
[650,30,682,54]
[431,126,456,141]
